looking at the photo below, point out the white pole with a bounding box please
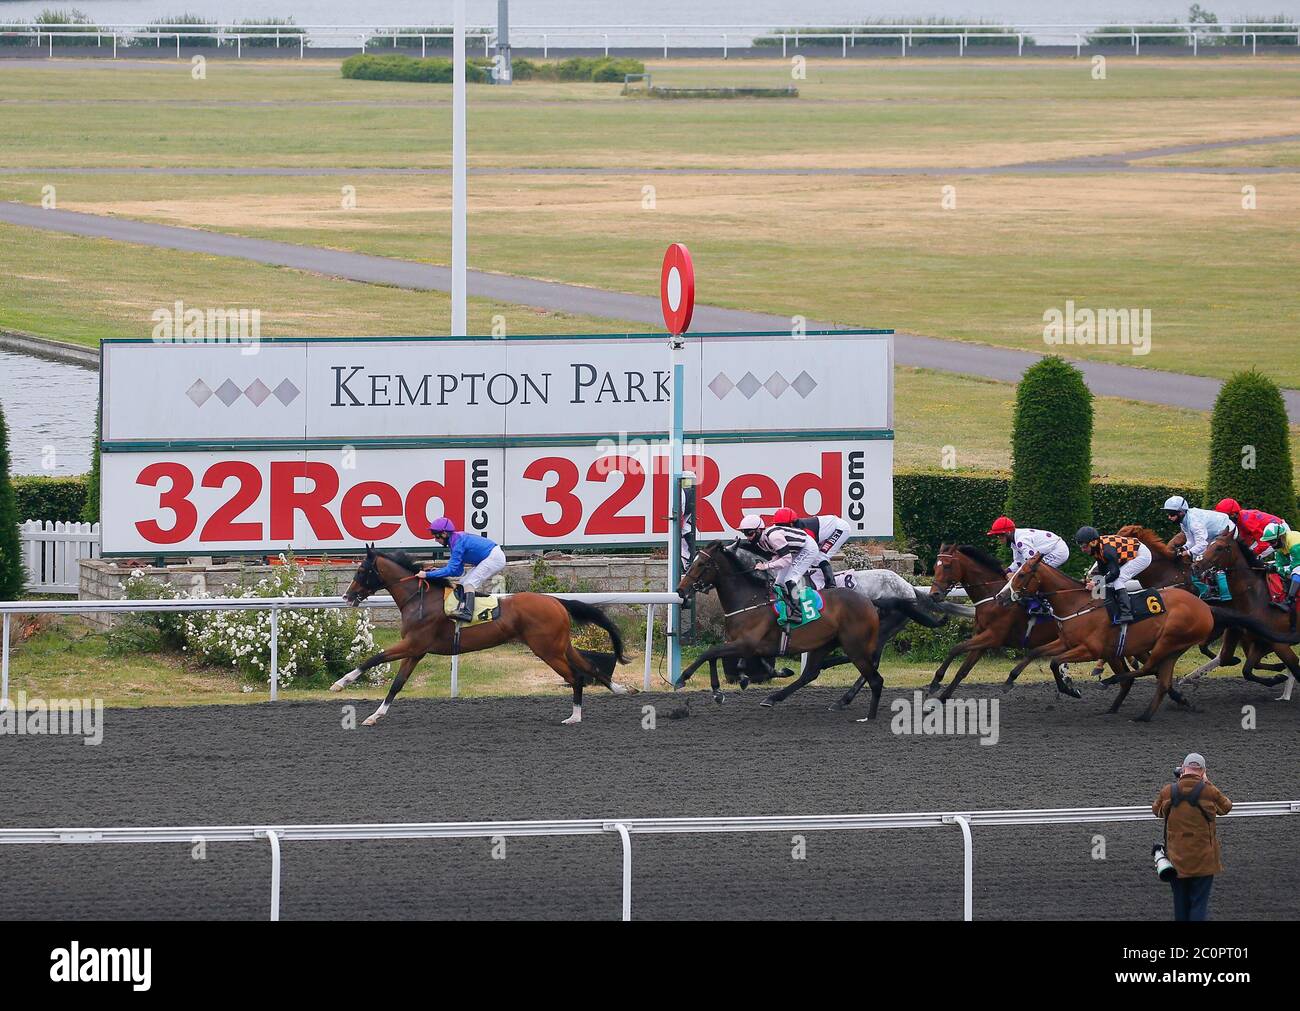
[615,823,632,921]
[450,653,460,697]
[643,603,655,690]
[266,830,281,921]
[451,0,468,337]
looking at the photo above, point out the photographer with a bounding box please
[1151,753,1232,921]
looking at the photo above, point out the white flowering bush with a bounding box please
[118,557,388,690]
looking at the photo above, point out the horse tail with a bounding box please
[891,598,947,629]
[1207,606,1300,645]
[560,598,628,663]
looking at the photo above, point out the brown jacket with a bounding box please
[1153,775,1232,878]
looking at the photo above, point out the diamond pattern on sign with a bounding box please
[215,378,242,407]
[736,372,762,399]
[186,379,212,407]
[243,378,271,406]
[707,373,734,399]
[792,371,818,398]
[273,378,300,406]
[764,372,789,398]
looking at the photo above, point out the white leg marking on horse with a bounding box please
[1278,673,1296,702]
[362,702,389,727]
[561,705,582,725]
[330,668,362,692]
[609,681,628,695]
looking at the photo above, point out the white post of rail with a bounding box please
[950,815,973,921]
[1,612,9,709]
[643,603,655,690]
[451,0,468,338]
[451,653,460,698]
[269,605,279,701]
[614,823,632,920]
[266,830,281,921]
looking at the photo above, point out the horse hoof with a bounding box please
[1001,681,1017,695]
[828,701,846,712]
[1131,715,1152,724]
[759,697,776,708]
[712,692,724,705]
[362,716,379,727]
[1066,687,1083,700]
[854,714,873,723]
[925,682,942,697]
[739,676,750,690]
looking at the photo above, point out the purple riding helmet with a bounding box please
[429,516,456,539]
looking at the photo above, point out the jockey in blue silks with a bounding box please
[421,517,507,621]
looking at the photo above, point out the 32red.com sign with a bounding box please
[100,441,891,554]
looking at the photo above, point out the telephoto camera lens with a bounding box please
[1152,843,1177,882]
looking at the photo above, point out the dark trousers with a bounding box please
[1170,875,1214,921]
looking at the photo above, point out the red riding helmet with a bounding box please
[1214,498,1241,518]
[986,516,1016,537]
[772,507,798,525]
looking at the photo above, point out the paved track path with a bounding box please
[3,199,1297,419]
[3,132,1297,176]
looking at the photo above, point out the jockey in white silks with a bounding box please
[737,515,818,603]
[986,516,1069,585]
[1165,495,1236,600]
[772,506,852,589]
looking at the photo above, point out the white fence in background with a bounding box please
[0,592,678,707]
[0,22,1298,59]
[19,520,99,594]
[1,802,1294,920]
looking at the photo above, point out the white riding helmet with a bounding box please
[1163,495,1190,513]
[738,515,764,533]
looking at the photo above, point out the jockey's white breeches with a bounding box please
[460,546,507,592]
[772,542,820,586]
[1114,544,1152,585]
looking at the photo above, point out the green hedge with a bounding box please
[897,472,1204,571]
[341,53,494,83]
[0,406,22,598]
[13,475,90,523]
[512,57,645,82]
[1205,369,1297,522]
[1005,357,1094,575]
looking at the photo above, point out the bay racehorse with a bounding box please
[1187,529,1298,693]
[927,544,1080,700]
[676,542,885,716]
[1118,523,1286,673]
[1001,553,1278,721]
[705,566,972,701]
[332,546,634,725]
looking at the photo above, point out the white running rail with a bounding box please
[0,591,678,707]
[19,520,100,595]
[2,802,1294,921]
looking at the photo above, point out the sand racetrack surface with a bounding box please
[2,677,1297,920]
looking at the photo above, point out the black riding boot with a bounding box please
[452,587,474,622]
[819,560,836,589]
[1110,584,1134,624]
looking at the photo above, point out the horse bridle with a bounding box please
[934,551,1005,607]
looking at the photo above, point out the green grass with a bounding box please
[1,221,1293,486]
[0,221,646,345]
[2,57,1297,384]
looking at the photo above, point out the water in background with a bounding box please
[0,1,1295,32]
[0,351,97,476]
